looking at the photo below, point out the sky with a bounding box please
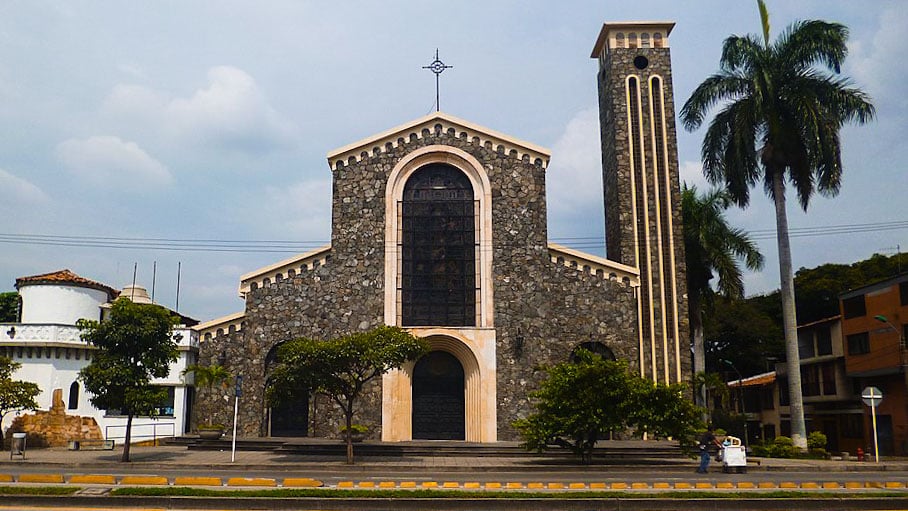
[0,1,905,322]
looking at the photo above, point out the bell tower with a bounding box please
[592,22,689,385]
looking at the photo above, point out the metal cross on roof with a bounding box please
[423,49,452,112]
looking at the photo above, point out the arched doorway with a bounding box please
[570,341,617,362]
[264,344,309,437]
[412,350,465,440]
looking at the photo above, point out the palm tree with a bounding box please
[682,184,763,411]
[680,0,874,448]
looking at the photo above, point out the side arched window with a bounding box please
[68,381,79,410]
[570,341,616,363]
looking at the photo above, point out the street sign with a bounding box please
[862,386,883,407]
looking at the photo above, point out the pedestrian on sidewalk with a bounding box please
[696,425,721,474]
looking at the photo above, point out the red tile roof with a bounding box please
[15,269,118,298]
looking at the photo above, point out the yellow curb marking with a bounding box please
[569,482,586,489]
[885,481,905,488]
[674,482,692,489]
[779,482,798,489]
[631,482,649,489]
[485,482,502,489]
[357,481,375,488]
[399,481,416,488]
[421,481,438,488]
[464,482,481,489]
[69,474,116,485]
[226,477,276,487]
[337,481,354,488]
[822,482,840,489]
[695,482,712,489]
[283,478,323,488]
[443,482,459,488]
[736,482,755,489]
[527,482,544,489]
[610,482,628,489]
[547,482,564,489]
[865,481,883,488]
[800,482,819,489]
[378,481,396,489]
[590,482,607,490]
[653,482,670,489]
[716,482,734,489]
[18,474,64,484]
[845,481,863,489]
[0,475,12,483]
[120,476,168,486]
[173,476,221,487]
[758,481,776,488]
[506,482,523,489]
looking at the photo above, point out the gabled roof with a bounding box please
[325,111,551,172]
[15,269,118,299]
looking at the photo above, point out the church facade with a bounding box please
[195,21,688,442]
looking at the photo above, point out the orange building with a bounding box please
[840,273,908,455]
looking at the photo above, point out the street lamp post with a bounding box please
[722,359,749,449]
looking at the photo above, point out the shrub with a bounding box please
[807,431,827,450]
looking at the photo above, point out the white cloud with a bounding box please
[103,66,298,153]
[0,168,49,203]
[247,179,332,239]
[546,108,602,216]
[848,6,908,111]
[679,160,710,191]
[56,136,172,187]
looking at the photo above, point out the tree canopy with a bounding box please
[78,298,177,462]
[0,292,18,323]
[513,350,702,463]
[267,325,429,464]
[0,356,39,423]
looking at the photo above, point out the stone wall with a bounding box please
[9,388,102,447]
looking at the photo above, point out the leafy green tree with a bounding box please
[0,356,39,422]
[680,0,874,448]
[513,350,702,463]
[0,292,19,323]
[78,299,177,462]
[682,184,763,409]
[704,296,785,377]
[267,325,429,464]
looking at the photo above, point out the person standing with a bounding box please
[697,426,721,473]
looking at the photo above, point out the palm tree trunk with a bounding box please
[772,172,807,449]
[689,293,708,419]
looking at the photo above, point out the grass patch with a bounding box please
[0,486,80,495]
[110,487,908,499]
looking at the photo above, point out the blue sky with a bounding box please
[1,1,905,322]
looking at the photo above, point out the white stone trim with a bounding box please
[590,21,675,58]
[547,243,639,286]
[238,245,332,297]
[383,145,494,329]
[194,311,245,340]
[381,327,496,442]
[326,112,550,172]
[647,75,671,384]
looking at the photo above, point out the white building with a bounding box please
[0,269,198,444]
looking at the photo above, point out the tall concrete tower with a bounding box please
[592,22,690,385]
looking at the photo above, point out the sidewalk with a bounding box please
[0,442,906,473]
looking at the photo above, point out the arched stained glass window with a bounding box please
[401,164,477,326]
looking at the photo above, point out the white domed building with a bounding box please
[0,269,198,445]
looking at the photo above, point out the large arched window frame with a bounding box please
[385,146,494,328]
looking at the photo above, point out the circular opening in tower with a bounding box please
[633,56,649,70]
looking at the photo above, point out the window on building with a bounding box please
[67,382,79,410]
[653,32,663,48]
[822,362,836,395]
[155,387,175,417]
[816,326,833,356]
[801,365,820,396]
[761,387,774,410]
[778,377,790,406]
[780,420,791,437]
[900,281,908,306]
[847,332,870,355]
[798,330,816,359]
[640,33,650,48]
[400,164,477,327]
[842,295,866,319]
[628,33,638,48]
[615,33,625,48]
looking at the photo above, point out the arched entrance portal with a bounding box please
[412,351,465,440]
